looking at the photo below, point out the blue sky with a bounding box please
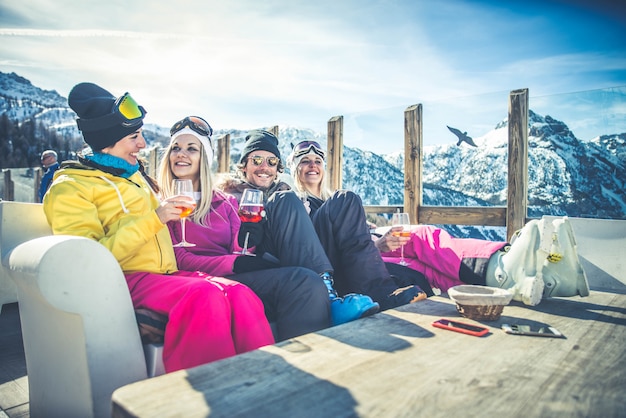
[1,0,625,153]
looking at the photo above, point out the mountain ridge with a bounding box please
[2,70,625,241]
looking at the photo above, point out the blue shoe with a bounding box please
[320,272,380,325]
[331,294,380,326]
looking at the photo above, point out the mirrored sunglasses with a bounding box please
[248,155,280,167]
[293,140,325,159]
[170,116,213,138]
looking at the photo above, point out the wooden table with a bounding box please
[112,290,626,417]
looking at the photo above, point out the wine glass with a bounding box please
[391,211,410,266]
[172,179,196,247]
[234,189,265,256]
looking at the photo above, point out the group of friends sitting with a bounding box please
[41,82,590,373]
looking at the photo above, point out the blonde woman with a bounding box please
[289,140,589,306]
[158,117,333,338]
[45,84,274,373]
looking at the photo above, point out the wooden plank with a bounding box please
[216,134,230,173]
[507,88,529,240]
[0,303,28,415]
[327,116,343,191]
[112,290,626,418]
[33,167,42,203]
[417,205,507,226]
[364,205,403,214]
[146,147,159,179]
[404,104,422,224]
[364,206,507,227]
[2,170,14,201]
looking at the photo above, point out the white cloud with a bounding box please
[1,0,624,152]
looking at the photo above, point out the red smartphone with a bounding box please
[432,318,489,337]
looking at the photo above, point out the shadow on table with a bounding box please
[477,292,626,332]
[302,298,469,353]
[526,294,626,326]
[184,349,358,417]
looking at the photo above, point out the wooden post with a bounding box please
[507,88,529,240]
[269,125,279,138]
[147,147,160,179]
[217,134,231,173]
[2,169,14,201]
[404,104,422,224]
[327,116,343,191]
[34,167,42,202]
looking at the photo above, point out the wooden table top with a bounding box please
[112,289,626,418]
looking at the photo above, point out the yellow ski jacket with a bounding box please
[43,161,178,274]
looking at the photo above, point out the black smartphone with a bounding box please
[432,319,489,337]
[501,324,565,338]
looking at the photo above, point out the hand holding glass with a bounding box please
[172,179,196,247]
[235,189,265,256]
[391,212,410,266]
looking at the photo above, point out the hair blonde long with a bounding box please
[291,153,333,201]
[157,142,216,227]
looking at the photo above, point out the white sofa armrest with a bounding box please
[8,235,148,418]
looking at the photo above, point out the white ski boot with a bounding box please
[486,220,544,306]
[536,217,590,298]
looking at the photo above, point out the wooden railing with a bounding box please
[143,89,527,240]
[1,167,43,203]
[326,89,529,241]
[1,89,528,240]
[214,89,527,240]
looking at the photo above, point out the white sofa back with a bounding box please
[1,201,159,418]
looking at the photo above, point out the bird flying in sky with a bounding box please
[447,126,478,147]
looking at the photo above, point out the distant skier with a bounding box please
[447,126,478,147]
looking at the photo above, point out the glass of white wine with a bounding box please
[391,211,410,266]
[172,179,196,247]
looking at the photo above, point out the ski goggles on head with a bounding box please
[76,92,146,132]
[247,155,280,167]
[116,93,145,120]
[170,116,213,138]
[293,140,325,159]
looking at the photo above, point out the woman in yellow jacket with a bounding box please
[43,82,274,373]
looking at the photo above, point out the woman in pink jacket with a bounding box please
[158,116,331,341]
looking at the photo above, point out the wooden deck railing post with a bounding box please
[404,104,422,224]
[507,88,529,240]
[147,147,159,179]
[327,116,344,191]
[2,169,14,201]
[34,167,42,202]
[217,134,230,173]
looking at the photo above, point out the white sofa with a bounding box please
[0,201,164,418]
[0,201,50,313]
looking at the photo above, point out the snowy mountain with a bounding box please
[413,112,626,219]
[0,72,76,138]
[2,70,625,241]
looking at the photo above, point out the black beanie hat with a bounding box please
[68,82,145,151]
[240,130,281,163]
